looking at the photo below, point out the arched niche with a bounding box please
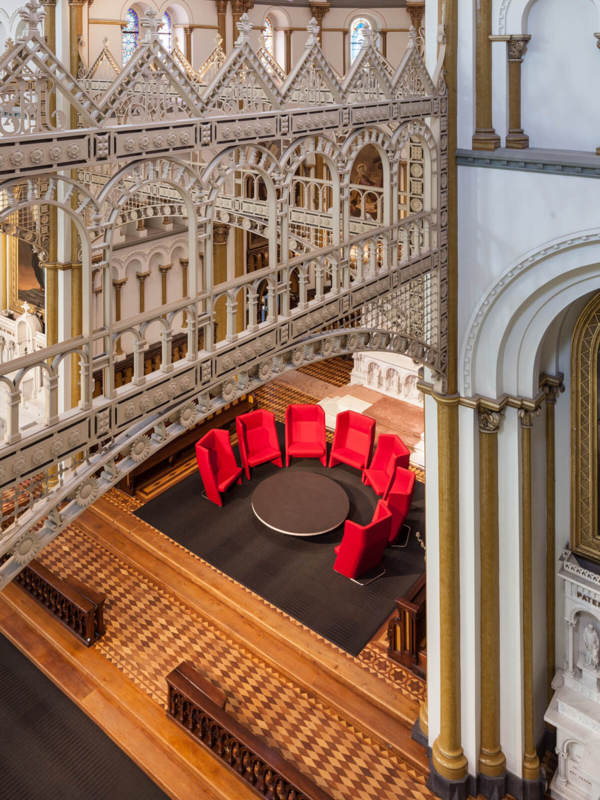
[571,292,600,561]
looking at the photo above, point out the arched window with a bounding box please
[159,11,172,52]
[264,16,274,57]
[350,17,372,63]
[122,8,139,65]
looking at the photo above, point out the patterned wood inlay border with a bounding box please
[37,523,434,800]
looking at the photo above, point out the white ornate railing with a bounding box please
[0,1,447,586]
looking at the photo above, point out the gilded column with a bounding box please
[284,29,292,73]
[159,263,172,306]
[541,375,563,703]
[0,233,7,311]
[71,261,82,405]
[519,408,540,785]
[406,1,425,55]
[113,278,126,355]
[472,0,500,150]
[431,395,468,791]
[478,405,507,797]
[137,271,149,314]
[213,223,228,341]
[180,257,189,326]
[309,1,330,46]
[184,25,192,62]
[216,0,227,51]
[505,35,531,149]
[41,0,56,51]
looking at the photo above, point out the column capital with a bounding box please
[112,278,127,288]
[594,32,600,49]
[136,270,150,281]
[159,263,173,273]
[478,405,503,434]
[507,34,531,62]
[213,222,229,245]
[518,407,541,428]
[540,372,565,404]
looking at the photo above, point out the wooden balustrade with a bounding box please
[387,572,426,678]
[166,661,333,800]
[15,559,106,646]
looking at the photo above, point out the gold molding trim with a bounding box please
[571,293,600,561]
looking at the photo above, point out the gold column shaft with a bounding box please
[432,395,468,782]
[545,397,555,703]
[472,0,500,150]
[478,409,506,777]
[159,265,171,306]
[216,0,227,51]
[184,26,192,62]
[505,36,531,149]
[213,223,228,341]
[520,411,540,781]
[0,233,7,311]
[137,273,149,314]
[284,29,292,73]
[71,262,82,405]
[113,279,126,355]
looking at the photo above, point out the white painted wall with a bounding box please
[522,0,600,152]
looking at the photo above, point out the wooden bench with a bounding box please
[166,661,333,800]
[16,560,106,647]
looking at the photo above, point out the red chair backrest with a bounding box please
[286,404,325,441]
[238,409,278,453]
[334,500,391,579]
[334,410,375,453]
[197,429,237,482]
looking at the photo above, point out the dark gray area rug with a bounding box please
[0,634,168,800]
[136,425,425,656]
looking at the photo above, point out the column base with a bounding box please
[505,131,530,149]
[412,717,428,747]
[427,765,469,800]
[521,777,545,800]
[472,129,501,151]
[478,772,506,800]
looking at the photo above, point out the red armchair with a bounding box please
[328,410,375,472]
[362,433,410,497]
[285,403,327,467]
[384,465,415,546]
[333,500,392,585]
[236,409,283,479]
[195,429,243,507]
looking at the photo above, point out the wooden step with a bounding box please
[0,584,260,800]
[79,496,429,771]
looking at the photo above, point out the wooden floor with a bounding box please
[0,360,440,799]
[0,492,434,800]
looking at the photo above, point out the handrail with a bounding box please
[167,661,333,800]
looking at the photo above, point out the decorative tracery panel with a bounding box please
[571,293,600,561]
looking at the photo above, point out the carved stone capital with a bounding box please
[309,1,330,28]
[518,407,541,428]
[213,222,229,245]
[507,34,531,62]
[136,271,150,282]
[159,263,173,274]
[540,373,565,405]
[478,406,503,434]
[595,32,600,50]
[112,278,127,288]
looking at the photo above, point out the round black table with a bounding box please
[251,471,350,536]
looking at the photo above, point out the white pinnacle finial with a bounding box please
[235,13,253,47]
[18,0,45,42]
[359,27,373,49]
[140,8,161,44]
[215,32,223,49]
[102,37,109,47]
[306,17,320,47]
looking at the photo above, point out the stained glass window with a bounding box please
[122,8,138,65]
[264,17,274,57]
[350,17,372,63]
[159,11,172,52]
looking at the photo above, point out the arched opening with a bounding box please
[348,144,384,227]
[122,7,139,64]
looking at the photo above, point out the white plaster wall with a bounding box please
[458,166,600,382]
[456,0,476,149]
[497,405,525,776]
[522,0,600,152]
[83,0,409,74]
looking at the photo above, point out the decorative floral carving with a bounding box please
[12,533,40,565]
[129,435,151,463]
[179,403,197,430]
[74,477,99,508]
